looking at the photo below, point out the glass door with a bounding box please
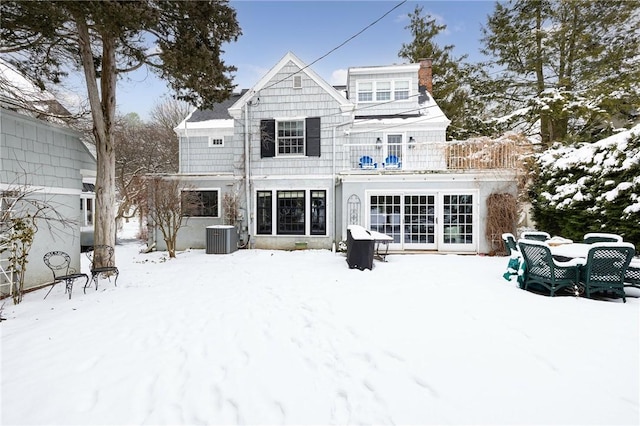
[441,193,476,251]
[403,194,436,249]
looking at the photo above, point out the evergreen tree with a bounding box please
[398,5,484,140]
[530,126,640,249]
[481,0,640,146]
[0,1,241,266]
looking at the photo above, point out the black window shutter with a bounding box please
[305,117,321,157]
[260,119,276,158]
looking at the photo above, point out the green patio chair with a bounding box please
[624,261,640,288]
[583,232,623,244]
[501,232,519,257]
[580,242,635,303]
[517,239,582,297]
[520,230,551,241]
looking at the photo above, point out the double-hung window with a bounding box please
[181,190,219,217]
[394,80,409,100]
[357,82,373,102]
[260,117,320,158]
[277,120,305,155]
[376,81,391,101]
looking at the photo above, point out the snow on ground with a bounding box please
[1,221,638,425]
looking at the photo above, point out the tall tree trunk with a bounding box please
[533,1,551,146]
[74,15,117,267]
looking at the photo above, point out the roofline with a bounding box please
[348,63,420,75]
[229,51,353,118]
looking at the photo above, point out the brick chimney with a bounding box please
[418,58,433,94]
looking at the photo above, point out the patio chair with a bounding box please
[624,261,640,289]
[358,155,377,169]
[580,242,635,303]
[43,251,89,299]
[517,239,582,297]
[501,232,519,256]
[383,155,401,169]
[520,230,551,241]
[86,245,119,291]
[583,232,623,244]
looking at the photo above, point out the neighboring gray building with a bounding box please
[1,106,96,293]
[154,52,517,254]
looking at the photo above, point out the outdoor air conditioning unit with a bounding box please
[205,225,238,254]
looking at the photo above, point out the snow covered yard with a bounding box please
[2,238,638,425]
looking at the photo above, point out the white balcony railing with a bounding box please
[341,140,525,172]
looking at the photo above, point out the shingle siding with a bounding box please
[1,110,93,188]
[238,61,346,177]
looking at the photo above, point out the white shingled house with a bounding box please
[151,52,517,254]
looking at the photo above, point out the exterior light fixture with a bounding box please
[376,137,382,149]
[409,136,415,149]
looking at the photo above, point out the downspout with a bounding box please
[244,102,251,247]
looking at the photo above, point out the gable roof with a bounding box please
[228,52,353,118]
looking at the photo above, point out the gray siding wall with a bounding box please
[236,61,349,177]
[1,109,94,188]
[151,175,244,251]
[178,126,238,174]
[1,109,91,290]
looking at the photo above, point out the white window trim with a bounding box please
[275,118,306,157]
[181,187,221,218]
[356,79,412,103]
[293,75,302,89]
[208,137,224,147]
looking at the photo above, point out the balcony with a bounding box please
[341,139,527,172]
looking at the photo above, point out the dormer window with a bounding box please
[357,80,411,103]
[376,81,391,101]
[394,81,409,100]
[357,82,373,102]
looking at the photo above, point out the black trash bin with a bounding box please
[346,225,375,270]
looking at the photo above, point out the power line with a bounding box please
[261,0,408,92]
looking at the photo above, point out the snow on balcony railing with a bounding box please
[342,139,526,172]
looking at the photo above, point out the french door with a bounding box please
[368,191,476,251]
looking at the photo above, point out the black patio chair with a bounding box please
[86,245,119,291]
[517,239,582,297]
[43,251,89,299]
[580,242,635,303]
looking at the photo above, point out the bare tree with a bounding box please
[144,176,198,259]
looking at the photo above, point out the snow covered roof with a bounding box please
[0,59,70,117]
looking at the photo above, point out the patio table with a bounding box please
[549,243,591,262]
[368,230,393,261]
